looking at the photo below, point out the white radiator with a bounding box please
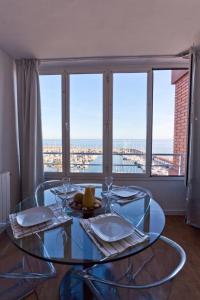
[0,172,10,223]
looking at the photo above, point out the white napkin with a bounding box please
[9,204,72,239]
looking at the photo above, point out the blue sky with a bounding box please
[40,70,175,140]
[70,74,102,139]
[113,73,147,139]
[153,70,175,140]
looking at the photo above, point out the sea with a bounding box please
[43,139,173,173]
[44,138,173,153]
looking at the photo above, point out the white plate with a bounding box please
[111,188,139,198]
[90,215,134,242]
[16,206,54,227]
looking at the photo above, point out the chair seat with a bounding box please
[81,235,186,300]
[0,227,56,300]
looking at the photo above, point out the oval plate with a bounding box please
[111,187,139,198]
[16,206,54,227]
[90,215,134,242]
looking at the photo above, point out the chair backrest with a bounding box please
[35,179,63,194]
[35,180,63,205]
[0,230,56,300]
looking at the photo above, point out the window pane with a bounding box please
[152,70,189,176]
[113,73,147,173]
[40,75,62,172]
[70,74,103,173]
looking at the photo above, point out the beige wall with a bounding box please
[72,176,186,215]
[0,48,19,208]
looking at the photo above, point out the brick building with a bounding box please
[171,70,189,175]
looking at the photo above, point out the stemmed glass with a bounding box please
[105,176,113,195]
[104,176,113,212]
[62,177,71,193]
[61,177,72,215]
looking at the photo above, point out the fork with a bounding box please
[83,221,106,249]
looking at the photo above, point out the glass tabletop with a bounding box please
[6,184,165,266]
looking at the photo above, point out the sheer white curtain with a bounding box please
[16,59,43,199]
[186,48,200,228]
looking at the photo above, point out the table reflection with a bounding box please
[7,185,165,265]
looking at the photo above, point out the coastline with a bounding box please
[42,138,181,175]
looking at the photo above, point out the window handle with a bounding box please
[105,120,109,129]
[65,122,69,131]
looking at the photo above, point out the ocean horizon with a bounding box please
[43,138,176,173]
[43,138,173,154]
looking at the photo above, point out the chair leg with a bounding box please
[129,253,154,282]
[114,252,154,283]
[19,289,37,300]
[76,269,104,300]
[33,290,39,300]
[114,257,133,282]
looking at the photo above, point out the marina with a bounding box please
[43,139,184,175]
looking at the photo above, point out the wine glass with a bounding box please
[62,177,71,193]
[105,176,113,195]
[61,177,72,215]
[104,176,113,213]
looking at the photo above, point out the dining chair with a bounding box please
[77,235,186,300]
[0,224,56,300]
[35,179,64,205]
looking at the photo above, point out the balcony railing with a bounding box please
[43,151,185,176]
[152,153,184,176]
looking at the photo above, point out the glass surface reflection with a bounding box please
[7,185,165,265]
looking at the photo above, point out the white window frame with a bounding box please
[39,58,189,182]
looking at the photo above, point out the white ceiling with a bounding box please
[0,0,200,59]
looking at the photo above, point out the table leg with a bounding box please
[59,264,120,300]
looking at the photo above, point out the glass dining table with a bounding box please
[6,184,165,300]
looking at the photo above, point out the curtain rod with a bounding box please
[39,49,190,63]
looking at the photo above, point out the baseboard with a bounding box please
[164,210,186,216]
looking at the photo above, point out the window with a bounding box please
[152,69,189,176]
[69,74,103,173]
[40,64,189,179]
[40,75,62,172]
[112,73,147,173]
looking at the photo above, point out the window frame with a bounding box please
[39,59,189,181]
[110,69,151,179]
[67,71,105,177]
